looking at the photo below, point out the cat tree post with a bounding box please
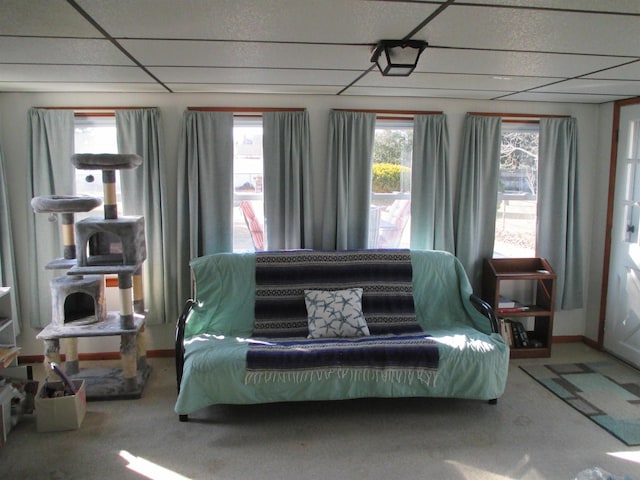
[132,266,148,370]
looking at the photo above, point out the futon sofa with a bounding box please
[175,249,509,421]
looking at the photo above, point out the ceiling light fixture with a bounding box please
[370,39,428,77]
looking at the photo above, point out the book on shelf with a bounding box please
[498,296,517,308]
[497,296,531,314]
[498,306,530,314]
[498,318,514,346]
[510,320,530,348]
[499,319,530,348]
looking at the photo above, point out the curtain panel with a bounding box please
[263,111,314,249]
[116,108,176,324]
[176,110,234,303]
[410,114,454,253]
[321,110,376,250]
[454,114,502,293]
[538,117,583,310]
[27,109,75,328]
[0,146,20,333]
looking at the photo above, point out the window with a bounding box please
[369,120,413,248]
[73,115,120,220]
[624,120,640,244]
[494,123,539,258]
[369,120,412,248]
[233,118,265,252]
[73,114,121,291]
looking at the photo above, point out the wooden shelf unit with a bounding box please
[0,288,18,368]
[482,258,556,358]
[0,287,18,444]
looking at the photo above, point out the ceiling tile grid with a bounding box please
[0,0,638,103]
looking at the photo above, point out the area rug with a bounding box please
[520,361,640,446]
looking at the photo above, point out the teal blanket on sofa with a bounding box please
[175,250,509,415]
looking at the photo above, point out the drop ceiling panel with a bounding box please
[532,79,640,96]
[150,67,357,86]
[0,38,135,65]
[167,84,340,95]
[0,0,102,37]
[0,65,152,83]
[0,82,166,93]
[503,91,630,103]
[584,61,640,80]
[417,48,626,78]
[121,40,373,70]
[462,0,640,13]
[361,71,558,92]
[77,0,441,43]
[343,87,509,100]
[430,5,640,57]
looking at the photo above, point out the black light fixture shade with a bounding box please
[371,40,428,77]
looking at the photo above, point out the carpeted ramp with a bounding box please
[520,361,640,446]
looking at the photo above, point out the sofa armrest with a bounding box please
[175,299,195,394]
[469,294,500,334]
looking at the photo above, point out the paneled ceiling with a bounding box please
[1,0,639,103]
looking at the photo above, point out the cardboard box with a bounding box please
[36,380,86,432]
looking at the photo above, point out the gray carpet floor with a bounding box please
[1,343,640,480]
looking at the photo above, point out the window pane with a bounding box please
[73,116,119,220]
[233,120,264,252]
[494,124,538,258]
[370,123,412,249]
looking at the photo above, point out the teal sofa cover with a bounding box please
[175,250,509,419]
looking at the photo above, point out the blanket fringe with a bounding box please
[244,368,438,387]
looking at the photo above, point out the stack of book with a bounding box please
[499,319,530,348]
[497,296,530,314]
[497,297,531,348]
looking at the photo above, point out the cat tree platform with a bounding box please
[36,313,151,400]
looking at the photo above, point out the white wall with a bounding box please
[0,91,610,356]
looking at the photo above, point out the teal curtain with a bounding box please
[176,110,234,303]
[410,114,454,253]
[27,109,75,328]
[0,146,20,334]
[538,117,583,310]
[321,110,376,250]
[263,111,313,249]
[455,114,502,292]
[116,108,175,324]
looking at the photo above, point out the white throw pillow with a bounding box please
[304,288,370,339]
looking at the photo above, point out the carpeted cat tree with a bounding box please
[32,153,151,400]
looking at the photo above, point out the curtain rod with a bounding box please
[187,107,305,112]
[34,106,155,110]
[333,109,443,116]
[502,119,540,124]
[467,112,571,119]
[75,112,115,117]
[34,106,158,117]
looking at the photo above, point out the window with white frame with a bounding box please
[369,120,412,249]
[233,118,265,252]
[73,115,120,220]
[494,122,539,258]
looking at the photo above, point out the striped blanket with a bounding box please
[253,249,419,338]
[245,332,439,386]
